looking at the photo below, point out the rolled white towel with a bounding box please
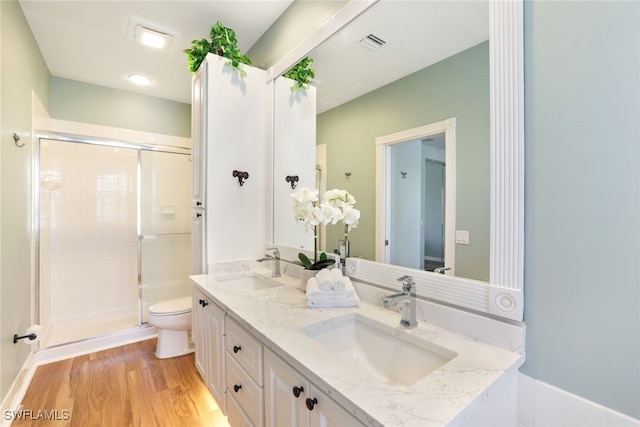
[315,268,334,290]
[331,268,347,290]
[306,277,354,298]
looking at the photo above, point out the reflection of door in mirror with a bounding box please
[389,136,447,272]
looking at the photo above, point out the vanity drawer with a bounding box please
[226,391,255,427]
[226,318,263,384]
[226,353,263,427]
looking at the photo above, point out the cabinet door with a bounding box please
[205,298,226,411]
[193,288,226,412]
[308,386,363,427]
[192,289,208,379]
[264,349,308,427]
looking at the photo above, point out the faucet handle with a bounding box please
[267,247,280,257]
[397,275,415,291]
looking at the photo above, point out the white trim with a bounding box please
[266,0,378,82]
[375,118,456,275]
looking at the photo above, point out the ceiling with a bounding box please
[19,0,488,113]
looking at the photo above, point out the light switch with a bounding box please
[456,230,469,245]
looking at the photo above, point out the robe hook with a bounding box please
[13,133,25,148]
[285,175,299,189]
[232,170,249,186]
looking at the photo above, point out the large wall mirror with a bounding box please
[268,0,524,321]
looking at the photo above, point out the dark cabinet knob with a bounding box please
[233,384,242,393]
[198,299,208,307]
[305,397,318,411]
[233,345,241,353]
[292,386,304,398]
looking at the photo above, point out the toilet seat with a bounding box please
[148,296,192,316]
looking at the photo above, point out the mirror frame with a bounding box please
[266,0,524,321]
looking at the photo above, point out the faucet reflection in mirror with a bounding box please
[291,187,360,270]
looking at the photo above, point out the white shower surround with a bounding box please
[34,119,192,348]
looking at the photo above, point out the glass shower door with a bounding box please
[139,150,192,323]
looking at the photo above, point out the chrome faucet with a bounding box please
[381,275,418,328]
[257,247,281,277]
[434,267,451,274]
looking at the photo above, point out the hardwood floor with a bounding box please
[12,339,229,427]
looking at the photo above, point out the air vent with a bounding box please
[358,33,388,51]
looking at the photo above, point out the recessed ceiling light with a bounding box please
[135,25,171,49]
[126,16,179,50]
[128,74,151,86]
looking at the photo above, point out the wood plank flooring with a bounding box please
[12,339,229,427]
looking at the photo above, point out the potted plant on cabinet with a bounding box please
[184,21,253,76]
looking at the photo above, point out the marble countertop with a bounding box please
[190,268,524,427]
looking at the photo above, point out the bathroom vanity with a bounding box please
[190,262,524,427]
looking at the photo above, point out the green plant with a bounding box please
[284,57,315,92]
[184,21,252,76]
[298,252,334,270]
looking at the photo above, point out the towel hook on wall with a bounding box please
[232,170,249,186]
[13,133,25,148]
[285,175,299,189]
[345,172,352,180]
[400,171,407,179]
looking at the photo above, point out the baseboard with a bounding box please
[517,373,640,427]
[0,352,37,427]
[35,326,157,366]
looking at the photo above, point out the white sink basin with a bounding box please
[214,274,284,293]
[300,313,457,388]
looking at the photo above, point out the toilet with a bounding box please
[147,296,194,359]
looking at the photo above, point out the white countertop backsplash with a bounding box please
[195,259,525,426]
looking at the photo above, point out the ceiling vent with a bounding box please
[358,33,388,51]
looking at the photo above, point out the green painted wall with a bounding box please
[317,41,490,282]
[0,0,50,400]
[247,0,347,70]
[522,0,640,418]
[50,77,191,138]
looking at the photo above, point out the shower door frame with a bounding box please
[33,132,191,349]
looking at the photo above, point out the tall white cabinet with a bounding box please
[272,76,317,250]
[191,53,268,267]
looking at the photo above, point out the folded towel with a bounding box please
[315,268,334,290]
[306,277,354,298]
[306,291,360,308]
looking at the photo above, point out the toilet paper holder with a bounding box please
[13,333,37,344]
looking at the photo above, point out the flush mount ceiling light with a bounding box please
[126,16,179,50]
[128,74,151,86]
[135,25,171,49]
[358,33,388,51]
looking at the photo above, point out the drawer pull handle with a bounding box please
[233,384,242,393]
[305,397,318,411]
[233,345,241,353]
[292,386,304,398]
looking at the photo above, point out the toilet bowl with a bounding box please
[148,296,194,359]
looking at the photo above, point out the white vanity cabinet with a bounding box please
[192,287,226,411]
[225,317,265,427]
[264,348,363,427]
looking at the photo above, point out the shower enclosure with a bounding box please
[37,137,191,349]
